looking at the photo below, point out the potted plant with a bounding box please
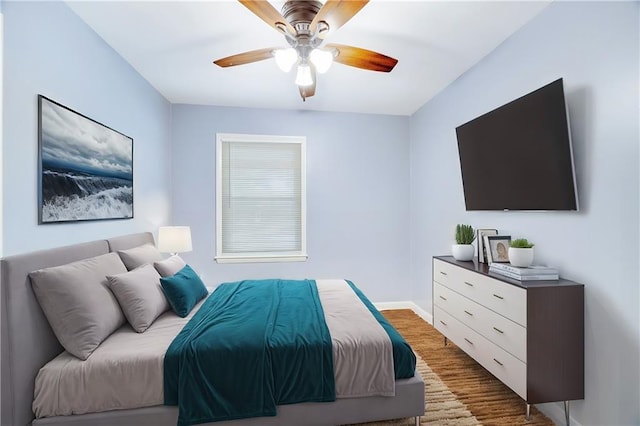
[509,238,535,267]
[452,224,475,261]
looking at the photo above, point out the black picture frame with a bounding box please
[476,228,498,263]
[38,95,133,224]
[486,235,511,263]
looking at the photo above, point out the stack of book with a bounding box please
[489,263,559,281]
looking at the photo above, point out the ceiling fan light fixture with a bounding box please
[274,48,298,72]
[309,48,333,74]
[215,0,398,100]
[295,63,314,87]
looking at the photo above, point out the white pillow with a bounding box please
[107,264,170,332]
[29,252,127,360]
[154,255,187,277]
[117,243,163,271]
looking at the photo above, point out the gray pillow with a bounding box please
[117,243,163,271]
[107,264,170,333]
[154,255,187,277]
[29,252,127,360]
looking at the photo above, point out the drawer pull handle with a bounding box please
[493,327,504,334]
[440,271,448,276]
[493,358,504,366]
[464,338,473,345]
[464,281,474,287]
[464,310,473,316]
[493,294,504,300]
[439,295,447,301]
[439,320,447,326]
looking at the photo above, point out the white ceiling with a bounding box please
[66,0,551,116]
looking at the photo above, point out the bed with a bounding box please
[1,232,425,426]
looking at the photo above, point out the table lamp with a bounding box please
[158,226,192,256]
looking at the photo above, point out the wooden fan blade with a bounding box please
[213,48,276,68]
[238,0,295,35]
[310,0,369,39]
[299,65,316,101]
[327,43,398,72]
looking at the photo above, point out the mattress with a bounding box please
[33,280,404,420]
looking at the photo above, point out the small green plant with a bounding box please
[455,224,475,244]
[510,238,534,248]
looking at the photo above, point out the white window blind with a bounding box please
[215,133,307,263]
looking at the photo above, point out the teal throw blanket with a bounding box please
[164,279,334,426]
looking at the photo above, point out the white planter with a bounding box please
[508,247,534,267]
[452,244,474,261]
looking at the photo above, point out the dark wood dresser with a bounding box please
[432,256,584,421]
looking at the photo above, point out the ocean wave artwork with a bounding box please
[41,167,133,221]
[38,96,133,223]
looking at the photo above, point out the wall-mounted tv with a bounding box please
[456,78,578,211]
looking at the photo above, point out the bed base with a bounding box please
[33,374,423,426]
[1,233,425,426]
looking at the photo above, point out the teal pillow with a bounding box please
[160,265,208,317]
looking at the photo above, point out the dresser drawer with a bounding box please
[434,259,488,305]
[433,259,526,326]
[434,306,527,400]
[471,273,527,326]
[433,258,459,287]
[434,282,527,362]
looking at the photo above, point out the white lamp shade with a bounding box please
[309,48,333,74]
[274,48,297,72]
[158,226,192,254]
[295,64,313,86]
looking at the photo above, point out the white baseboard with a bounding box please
[374,301,433,324]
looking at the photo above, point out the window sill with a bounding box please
[215,254,308,264]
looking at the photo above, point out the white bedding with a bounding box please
[316,279,394,398]
[33,280,394,418]
[32,297,206,418]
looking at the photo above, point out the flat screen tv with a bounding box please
[456,78,578,211]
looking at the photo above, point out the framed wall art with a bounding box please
[38,95,133,224]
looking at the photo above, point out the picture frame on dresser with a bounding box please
[477,229,498,263]
[483,235,495,264]
[486,235,511,263]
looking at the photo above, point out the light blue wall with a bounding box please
[2,1,172,255]
[409,2,639,425]
[171,105,411,303]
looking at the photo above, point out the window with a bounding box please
[215,133,307,263]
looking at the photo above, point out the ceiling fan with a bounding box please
[213,0,398,101]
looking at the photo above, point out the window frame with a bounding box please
[215,133,307,264]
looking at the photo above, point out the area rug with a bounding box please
[356,309,554,425]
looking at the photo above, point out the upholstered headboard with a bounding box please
[0,232,154,426]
